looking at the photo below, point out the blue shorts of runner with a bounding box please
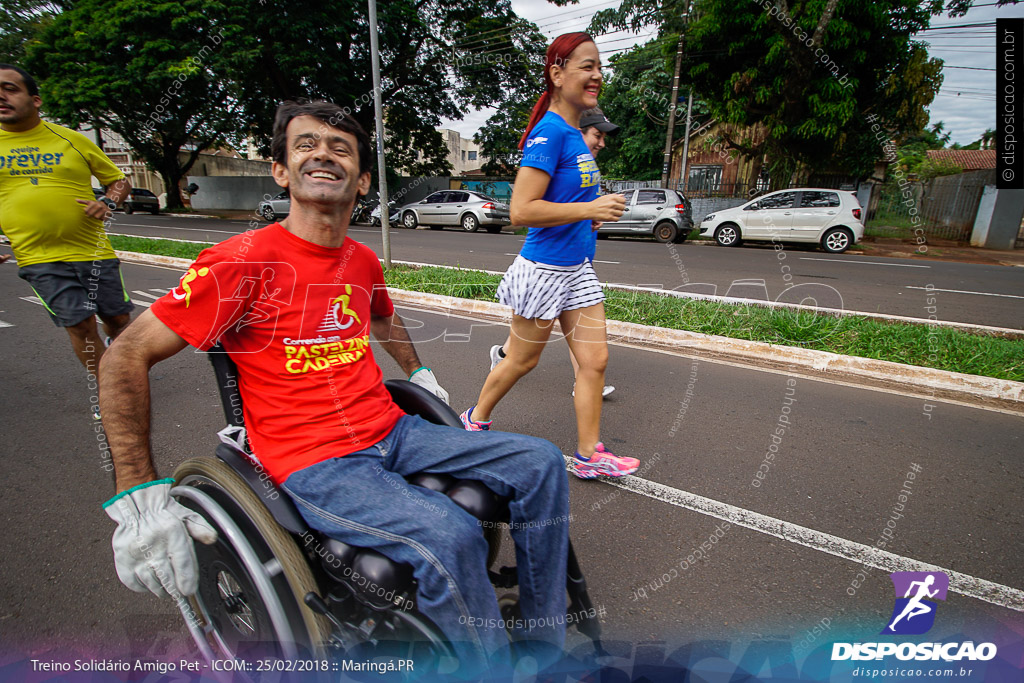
[18,259,134,327]
[496,255,604,320]
[281,414,570,676]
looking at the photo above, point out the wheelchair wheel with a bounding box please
[172,457,331,663]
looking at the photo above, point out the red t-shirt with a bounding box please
[151,224,406,483]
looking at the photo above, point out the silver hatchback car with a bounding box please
[596,188,693,243]
[258,191,290,222]
[399,190,511,233]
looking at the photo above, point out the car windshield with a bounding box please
[132,188,156,197]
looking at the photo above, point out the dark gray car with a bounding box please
[123,187,160,215]
[597,188,693,243]
[399,190,510,233]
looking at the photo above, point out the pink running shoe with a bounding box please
[460,407,491,431]
[571,443,639,479]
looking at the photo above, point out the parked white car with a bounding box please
[699,188,864,253]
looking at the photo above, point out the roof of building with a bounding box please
[926,149,996,170]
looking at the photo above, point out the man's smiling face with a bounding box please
[0,69,41,129]
[272,115,370,210]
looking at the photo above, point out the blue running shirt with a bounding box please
[518,111,600,266]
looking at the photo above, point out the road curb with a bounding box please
[115,250,1024,415]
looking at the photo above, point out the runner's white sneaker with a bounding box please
[572,385,615,398]
[489,345,504,371]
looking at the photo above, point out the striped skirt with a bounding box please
[496,255,604,320]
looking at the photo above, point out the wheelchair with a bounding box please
[169,345,602,675]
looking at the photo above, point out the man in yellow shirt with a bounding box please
[0,64,133,379]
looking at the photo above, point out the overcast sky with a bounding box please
[439,0,1009,147]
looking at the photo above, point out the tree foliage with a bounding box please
[547,0,986,186]
[598,36,711,180]
[681,0,944,185]
[27,0,245,209]
[0,0,62,63]
[225,0,546,179]
[22,0,547,204]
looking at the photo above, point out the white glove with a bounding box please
[409,367,450,405]
[103,478,218,599]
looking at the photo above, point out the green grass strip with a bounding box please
[385,265,1024,382]
[109,236,1024,382]
[110,234,210,260]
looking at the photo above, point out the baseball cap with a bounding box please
[579,108,619,134]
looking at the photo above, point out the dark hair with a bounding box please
[0,64,39,97]
[518,32,595,150]
[271,100,371,176]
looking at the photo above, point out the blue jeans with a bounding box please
[281,414,570,675]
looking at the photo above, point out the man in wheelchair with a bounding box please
[98,100,572,675]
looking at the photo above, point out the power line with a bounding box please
[452,0,621,51]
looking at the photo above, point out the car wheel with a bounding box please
[654,222,678,243]
[124,204,134,215]
[821,227,853,253]
[714,223,742,247]
[261,206,275,222]
[484,225,502,234]
[150,208,160,215]
[461,214,480,232]
[402,212,417,229]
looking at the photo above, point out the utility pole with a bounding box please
[660,34,684,188]
[680,90,693,189]
[368,0,391,268]
[661,2,692,188]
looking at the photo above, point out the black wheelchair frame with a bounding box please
[168,345,601,673]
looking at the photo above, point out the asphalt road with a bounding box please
[1,258,1021,677]
[105,213,1024,330]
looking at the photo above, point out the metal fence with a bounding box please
[606,180,776,222]
[866,170,995,241]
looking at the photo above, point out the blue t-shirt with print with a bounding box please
[518,111,600,266]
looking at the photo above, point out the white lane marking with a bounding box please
[0,319,13,328]
[593,259,620,264]
[132,290,162,300]
[22,294,152,309]
[572,458,1024,613]
[905,285,1024,300]
[504,253,519,257]
[109,232,211,244]
[799,257,930,268]
[113,224,241,235]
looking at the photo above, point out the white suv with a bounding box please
[699,188,864,253]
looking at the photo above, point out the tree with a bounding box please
[27,0,245,210]
[26,0,548,208]
[0,0,62,64]
[224,0,547,179]
[597,36,712,180]
[682,0,945,186]
[554,0,955,187]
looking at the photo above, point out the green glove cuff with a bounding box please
[409,367,431,379]
[102,477,175,510]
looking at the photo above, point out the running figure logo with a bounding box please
[882,571,949,635]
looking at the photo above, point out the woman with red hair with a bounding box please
[460,33,639,479]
